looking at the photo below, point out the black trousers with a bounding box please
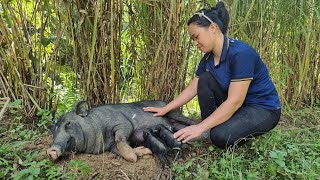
[197,72,281,149]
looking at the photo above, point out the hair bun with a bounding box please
[215,1,229,34]
[216,2,226,10]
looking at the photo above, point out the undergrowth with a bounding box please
[0,101,90,179]
[172,126,320,179]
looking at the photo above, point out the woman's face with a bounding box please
[188,23,217,53]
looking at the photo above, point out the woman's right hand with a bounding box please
[142,106,170,117]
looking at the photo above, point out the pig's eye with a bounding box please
[65,122,72,129]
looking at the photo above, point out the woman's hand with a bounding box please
[173,124,206,143]
[143,106,170,117]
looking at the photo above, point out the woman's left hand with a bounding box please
[173,125,206,143]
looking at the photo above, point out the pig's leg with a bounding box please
[116,141,137,162]
[114,127,138,162]
[133,146,152,156]
[112,142,151,159]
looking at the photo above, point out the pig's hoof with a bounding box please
[124,153,137,162]
[133,146,152,156]
[117,142,137,162]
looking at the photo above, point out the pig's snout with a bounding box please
[47,146,62,161]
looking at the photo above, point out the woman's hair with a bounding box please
[187,2,229,34]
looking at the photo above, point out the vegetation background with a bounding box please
[0,0,319,179]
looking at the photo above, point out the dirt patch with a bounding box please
[29,134,182,179]
[71,153,171,179]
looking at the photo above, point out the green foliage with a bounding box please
[45,163,65,180]
[68,160,91,179]
[172,160,194,179]
[47,64,81,118]
[36,109,53,130]
[8,125,38,141]
[8,99,22,107]
[172,126,320,179]
[0,125,42,179]
[12,159,46,180]
[0,103,91,179]
[0,120,91,179]
[8,99,23,114]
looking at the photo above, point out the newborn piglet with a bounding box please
[155,124,182,149]
[143,128,169,168]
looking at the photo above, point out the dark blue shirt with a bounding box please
[196,36,281,110]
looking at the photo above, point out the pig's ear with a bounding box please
[47,124,55,134]
[74,101,90,117]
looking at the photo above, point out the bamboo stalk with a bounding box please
[86,0,101,100]
[0,97,10,121]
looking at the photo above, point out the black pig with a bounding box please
[47,100,205,162]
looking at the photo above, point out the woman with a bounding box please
[143,2,281,149]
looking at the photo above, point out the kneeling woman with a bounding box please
[143,2,281,148]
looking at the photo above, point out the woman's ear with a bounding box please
[209,23,219,33]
